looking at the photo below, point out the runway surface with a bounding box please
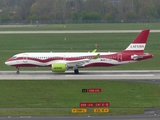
[0,30,160,34]
[0,70,160,81]
[0,114,160,120]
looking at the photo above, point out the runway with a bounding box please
[0,30,160,34]
[0,114,160,120]
[0,70,160,81]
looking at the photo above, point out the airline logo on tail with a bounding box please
[123,30,149,53]
[126,44,145,50]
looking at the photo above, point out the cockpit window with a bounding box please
[12,56,17,59]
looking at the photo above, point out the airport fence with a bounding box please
[0,19,160,26]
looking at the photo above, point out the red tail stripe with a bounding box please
[132,30,150,43]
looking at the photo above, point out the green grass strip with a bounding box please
[0,80,160,108]
[0,108,144,116]
[0,23,160,31]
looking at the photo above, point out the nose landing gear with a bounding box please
[16,66,20,74]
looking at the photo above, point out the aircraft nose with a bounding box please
[5,61,8,65]
[5,60,10,65]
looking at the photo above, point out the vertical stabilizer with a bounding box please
[123,30,150,53]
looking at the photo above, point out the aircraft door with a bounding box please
[118,54,122,62]
[63,55,66,60]
[23,54,28,63]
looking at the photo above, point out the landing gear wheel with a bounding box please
[16,67,20,74]
[74,69,79,74]
[16,71,19,74]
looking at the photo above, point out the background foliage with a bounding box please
[0,0,160,22]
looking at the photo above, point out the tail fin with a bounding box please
[123,30,150,53]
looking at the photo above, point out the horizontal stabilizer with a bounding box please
[92,49,97,53]
[92,54,100,59]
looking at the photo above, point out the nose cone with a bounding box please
[5,61,8,65]
[5,59,10,66]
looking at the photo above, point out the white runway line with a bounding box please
[66,74,154,77]
[0,30,160,34]
[0,71,159,80]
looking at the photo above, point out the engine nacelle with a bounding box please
[51,63,67,72]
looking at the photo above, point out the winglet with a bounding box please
[92,49,97,53]
[92,54,100,59]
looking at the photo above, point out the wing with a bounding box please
[66,54,100,68]
[47,54,100,68]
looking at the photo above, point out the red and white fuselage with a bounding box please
[5,30,153,74]
[5,52,153,67]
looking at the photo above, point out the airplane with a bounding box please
[5,30,153,74]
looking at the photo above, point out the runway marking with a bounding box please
[66,74,154,77]
[20,116,31,118]
[0,30,160,34]
[0,71,159,80]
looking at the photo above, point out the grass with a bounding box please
[0,33,160,70]
[0,108,144,116]
[0,80,160,108]
[0,23,160,31]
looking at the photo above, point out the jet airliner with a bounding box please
[5,30,153,74]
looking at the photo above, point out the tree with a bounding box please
[71,11,78,20]
[0,0,160,22]
[0,8,10,21]
[81,11,88,20]
[117,0,134,19]
[148,5,158,19]
[133,0,141,16]
[104,1,117,20]
[105,12,116,20]
[18,0,36,20]
[140,5,149,19]
[0,13,10,21]
[124,10,137,19]
[84,0,104,15]
[153,0,160,18]
[81,11,101,21]
[29,14,37,21]
[30,2,37,15]
[89,12,102,20]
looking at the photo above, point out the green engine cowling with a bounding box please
[52,63,66,72]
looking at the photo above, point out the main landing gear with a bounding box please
[16,67,20,74]
[74,69,79,74]
[73,66,79,74]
